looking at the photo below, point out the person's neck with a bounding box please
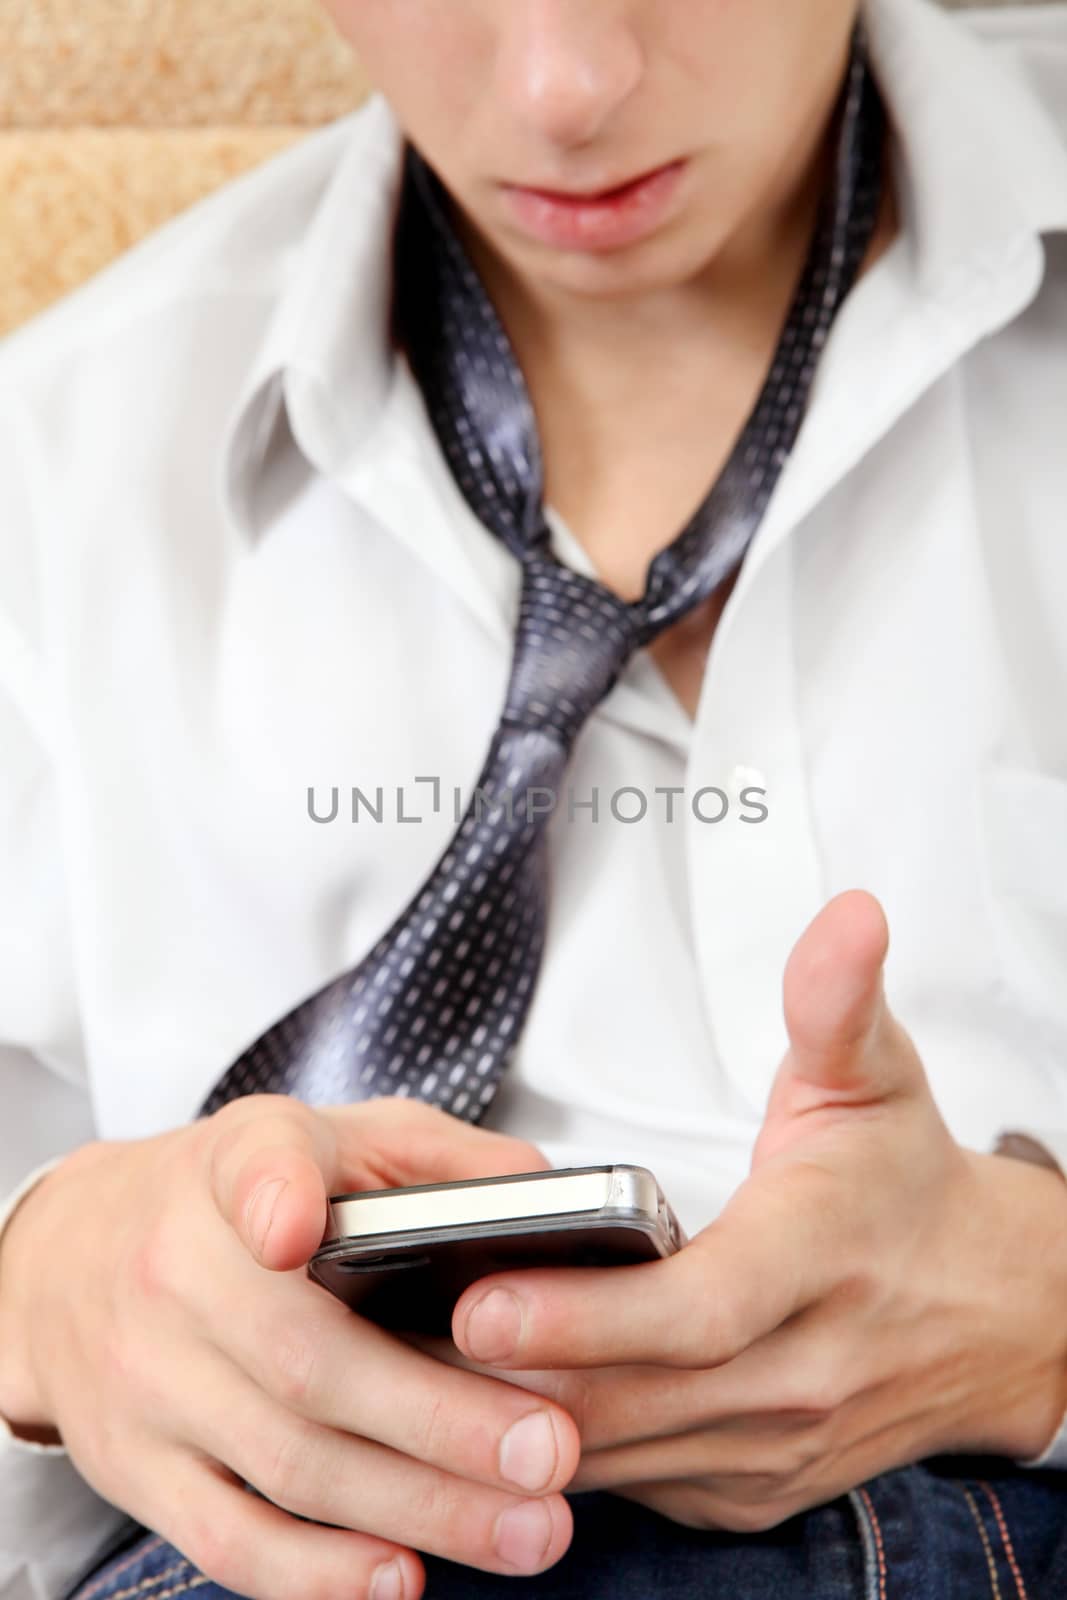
[448,97,884,433]
[439,92,898,609]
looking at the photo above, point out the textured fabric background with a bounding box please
[0,0,1052,336]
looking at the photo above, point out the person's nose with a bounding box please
[496,0,644,153]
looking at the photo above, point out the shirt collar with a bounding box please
[219,0,1067,548]
[218,90,408,544]
[866,0,1067,292]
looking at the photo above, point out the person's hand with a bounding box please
[441,890,1067,1532]
[0,1096,580,1599]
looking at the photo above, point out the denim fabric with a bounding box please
[64,1456,1067,1600]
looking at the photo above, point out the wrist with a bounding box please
[957,1148,1067,1460]
[0,1159,68,1438]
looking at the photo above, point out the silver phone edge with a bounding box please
[323,1164,669,1245]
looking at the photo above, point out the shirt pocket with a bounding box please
[975,760,1067,1025]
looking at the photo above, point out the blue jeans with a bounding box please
[63,1455,1067,1600]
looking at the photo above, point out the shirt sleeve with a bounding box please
[0,1369,130,1600]
[992,1129,1067,1470]
[0,395,127,1598]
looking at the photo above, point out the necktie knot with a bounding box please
[502,558,644,747]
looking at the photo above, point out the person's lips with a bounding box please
[500,158,689,252]
[517,161,681,201]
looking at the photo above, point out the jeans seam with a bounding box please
[976,1480,1030,1600]
[960,1485,1001,1600]
[123,1574,207,1600]
[73,1538,166,1600]
[97,1565,208,1600]
[848,1487,887,1600]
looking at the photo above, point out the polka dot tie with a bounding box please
[198,24,885,1124]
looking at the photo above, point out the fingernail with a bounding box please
[369,1559,405,1600]
[464,1288,523,1362]
[493,1499,553,1571]
[247,1178,286,1258]
[499,1410,559,1493]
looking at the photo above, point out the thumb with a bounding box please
[207,1095,346,1272]
[208,1094,550,1273]
[776,888,920,1108]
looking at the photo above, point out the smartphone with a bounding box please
[307,1164,687,1335]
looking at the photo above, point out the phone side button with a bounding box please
[333,1254,433,1274]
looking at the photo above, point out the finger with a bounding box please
[570,1362,849,1494]
[416,1349,845,1462]
[610,1476,806,1534]
[572,1428,777,1494]
[206,1096,341,1271]
[207,1096,552,1273]
[395,1338,707,1457]
[607,1478,745,1533]
[223,1282,580,1496]
[613,1404,925,1533]
[140,1444,425,1600]
[451,1168,839,1370]
[187,1354,574,1579]
[327,1098,552,1191]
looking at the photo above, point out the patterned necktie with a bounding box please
[199,26,884,1124]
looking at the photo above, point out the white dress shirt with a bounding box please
[3,0,1067,1592]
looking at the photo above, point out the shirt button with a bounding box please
[728,763,766,798]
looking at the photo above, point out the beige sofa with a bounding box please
[0,0,370,337]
